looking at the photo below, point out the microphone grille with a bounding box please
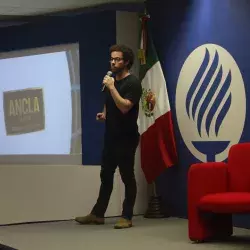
[107,71,112,76]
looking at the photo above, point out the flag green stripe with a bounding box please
[139,22,159,81]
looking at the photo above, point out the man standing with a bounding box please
[75,45,142,229]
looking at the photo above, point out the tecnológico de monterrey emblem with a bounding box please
[141,88,156,117]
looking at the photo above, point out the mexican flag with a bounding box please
[138,15,178,184]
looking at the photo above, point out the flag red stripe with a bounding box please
[140,111,178,183]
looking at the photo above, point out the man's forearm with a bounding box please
[110,87,131,114]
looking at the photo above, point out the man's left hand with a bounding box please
[103,76,115,90]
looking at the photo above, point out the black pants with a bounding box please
[91,137,139,220]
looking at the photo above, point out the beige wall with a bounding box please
[116,10,148,215]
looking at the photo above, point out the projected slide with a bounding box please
[0,44,82,164]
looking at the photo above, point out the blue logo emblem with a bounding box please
[176,44,246,162]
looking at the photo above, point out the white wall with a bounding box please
[0,165,121,224]
[0,11,148,225]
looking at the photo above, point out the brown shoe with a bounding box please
[75,214,104,225]
[114,218,132,229]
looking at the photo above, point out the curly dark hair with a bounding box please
[109,44,134,70]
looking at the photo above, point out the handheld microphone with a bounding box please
[101,71,113,92]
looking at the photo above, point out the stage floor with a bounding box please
[0,217,249,250]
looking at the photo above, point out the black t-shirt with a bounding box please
[104,74,142,142]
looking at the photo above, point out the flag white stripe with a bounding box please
[138,61,171,135]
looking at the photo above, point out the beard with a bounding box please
[111,65,126,74]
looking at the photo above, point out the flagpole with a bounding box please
[138,10,170,219]
[144,181,168,218]
[152,181,157,197]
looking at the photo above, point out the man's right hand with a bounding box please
[96,112,106,121]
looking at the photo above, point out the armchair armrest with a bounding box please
[187,162,228,241]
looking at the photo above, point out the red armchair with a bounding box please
[188,143,250,242]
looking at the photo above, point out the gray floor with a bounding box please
[0,217,249,250]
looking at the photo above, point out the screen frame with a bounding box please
[0,43,82,165]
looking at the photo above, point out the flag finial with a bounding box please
[138,11,150,65]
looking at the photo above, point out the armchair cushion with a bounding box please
[198,192,250,213]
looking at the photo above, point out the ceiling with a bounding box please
[0,0,144,27]
[0,0,144,16]
[0,0,145,28]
